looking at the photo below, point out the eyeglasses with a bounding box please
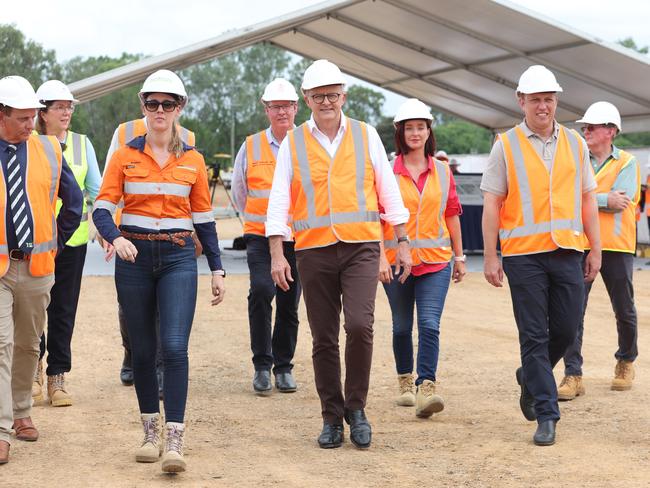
[266,103,296,113]
[143,99,179,112]
[50,104,75,113]
[580,124,614,133]
[310,93,342,104]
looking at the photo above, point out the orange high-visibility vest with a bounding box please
[383,158,452,265]
[114,119,196,225]
[117,119,196,147]
[498,125,585,256]
[587,149,639,253]
[0,135,62,277]
[243,130,276,236]
[645,174,650,216]
[288,118,380,250]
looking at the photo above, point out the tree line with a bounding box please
[1,24,649,171]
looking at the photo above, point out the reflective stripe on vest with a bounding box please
[383,158,452,265]
[243,130,276,235]
[498,125,584,256]
[589,150,639,253]
[0,135,61,277]
[120,213,193,230]
[124,182,191,197]
[57,131,89,246]
[289,119,380,250]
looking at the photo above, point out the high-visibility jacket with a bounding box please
[243,130,275,236]
[0,135,62,277]
[117,119,196,147]
[114,120,196,225]
[288,118,380,250]
[95,139,214,232]
[383,157,452,265]
[645,174,650,216]
[55,131,89,247]
[498,125,585,256]
[587,149,639,253]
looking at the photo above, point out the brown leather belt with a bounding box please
[121,231,192,247]
[9,249,30,261]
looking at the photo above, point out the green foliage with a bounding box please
[434,119,493,154]
[344,86,385,125]
[618,37,649,54]
[0,24,61,84]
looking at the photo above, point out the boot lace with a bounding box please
[398,375,415,394]
[419,381,436,397]
[165,425,184,455]
[49,373,66,392]
[142,417,160,446]
[560,375,579,389]
[615,361,633,380]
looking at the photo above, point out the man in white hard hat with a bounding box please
[481,65,601,446]
[231,78,302,396]
[0,76,83,464]
[103,70,197,390]
[266,59,411,449]
[557,102,639,400]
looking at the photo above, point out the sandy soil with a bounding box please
[3,265,650,487]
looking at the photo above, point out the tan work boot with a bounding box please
[135,413,162,463]
[47,374,72,407]
[557,375,585,401]
[32,360,44,404]
[415,380,444,418]
[161,422,186,473]
[611,360,635,391]
[396,373,416,406]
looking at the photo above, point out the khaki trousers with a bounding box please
[0,260,54,444]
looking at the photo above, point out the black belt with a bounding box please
[9,249,29,261]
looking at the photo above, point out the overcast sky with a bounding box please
[3,0,649,112]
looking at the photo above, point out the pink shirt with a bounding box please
[391,155,462,276]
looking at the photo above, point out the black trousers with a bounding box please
[245,234,300,374]
[564,251,638,375]
[40,244,87,376]
[503,249,584,423]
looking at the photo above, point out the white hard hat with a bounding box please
[261,78,299,102]
[576,101,622,131]
[393,98,433,124]
[516,65,563,94]
[140,69,187,99]
[36,80,78,103]
[435,150,448,160]
[0,76,44,109]
[301,59,347,91]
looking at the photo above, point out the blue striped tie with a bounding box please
[6,144,33,252]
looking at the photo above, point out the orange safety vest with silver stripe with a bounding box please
[383,158,452,265]
[587,149,639,253]
[243,130,275,236]
[288,118,380,251]
[117,119,195,147]
[0,135,62,277]
[498,125,584,256]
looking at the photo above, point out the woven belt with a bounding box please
[121,231,192,247]
[9,249,30,261]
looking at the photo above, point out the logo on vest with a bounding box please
[252,160,275,167]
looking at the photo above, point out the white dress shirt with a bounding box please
[266,113,409,239]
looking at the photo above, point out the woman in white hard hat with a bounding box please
[379,98,465,418]
[93,69,225,473]
[34,80,102,408]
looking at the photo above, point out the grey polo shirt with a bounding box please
[480,120,596,196]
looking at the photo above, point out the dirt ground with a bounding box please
[3,248,650,486]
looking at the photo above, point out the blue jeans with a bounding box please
[382,264,451,385]
[115,234,197,423]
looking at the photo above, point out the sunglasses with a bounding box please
[580,124,614,133]
[143,99,179,112]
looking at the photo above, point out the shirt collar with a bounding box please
[590,145,620,165]
[265,126,294,147]
[519,119,559,140]
[306,112,347,137]
[393,154,435,176]
[126,135,193,153]
[0,139,26,152]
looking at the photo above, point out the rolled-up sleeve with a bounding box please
[366,124,409,225]
[265,137,293,239]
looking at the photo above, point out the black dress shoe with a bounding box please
[157,367,164,400]
[253,370,272,395]
[318,423,343,449]
[120,350,134,386]
[344,409,372,449]
[275,372,297,393]
[516,367,536,422]
[533,420,557,446]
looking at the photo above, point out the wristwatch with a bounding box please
[212,269,226,277]
[453,254,466,263]
[397,236,410,244]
